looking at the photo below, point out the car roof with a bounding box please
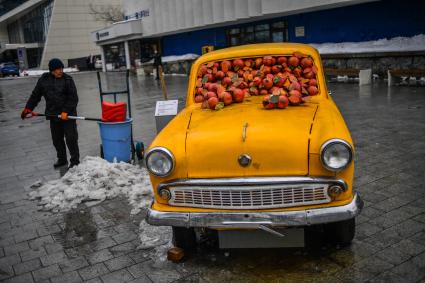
[196,43,320,65]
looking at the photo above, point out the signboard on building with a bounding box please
[17,47,28,70]
[295,26,305,37]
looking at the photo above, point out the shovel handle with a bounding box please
[30,112,102,122]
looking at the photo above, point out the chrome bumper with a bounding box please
[146,193,363,229]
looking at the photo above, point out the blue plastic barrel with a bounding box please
[98,119,132,162]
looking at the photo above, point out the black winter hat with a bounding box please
[48,58,64,71]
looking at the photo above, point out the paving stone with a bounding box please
[392,257,425,282]
[369,209,413,229]
[413,213,425,224]
[386,219,425,238]
[89,237,117,251]
[4,242,30,256]
[375,246,411,265]
[64,245,93,258]
[356,221,383,239]
[364,228,404,249]
[59,256,89,273]
[109,241,137,257]
[3,272,34,283]
[84,277,103,283]
[128,250,150,264]
[20,248,47,262]
[32,264,62,282]
[411,252,425,269]
[368,271,405,283]
[175,273,207,283]
[373,196,414,212]
[0,237,15,248]
[14,229,38,243]
[78,263,109,281]
[50,270,82,283]
[13,258,41,275]
[40,251,68,266]
[37,224,61,237]
[128,276,153,283]
[112,231,138,244]
[100,268,134,283]
[0,254,22,267]
[28,236,54,250]
[127,262,152,279]
[104,255,135,272]
[393,239,425,257]
[44,243,63,254]
[87,249,114,265]
[410,231,425,246]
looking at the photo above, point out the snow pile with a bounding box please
[21,67,80,77]
[312,34,425,54]
[162,53,199,63]
[28,156,152,214]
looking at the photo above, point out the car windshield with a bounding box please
[194,54,319,110]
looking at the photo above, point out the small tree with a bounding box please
[89,4,124,23]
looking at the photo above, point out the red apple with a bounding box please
[208,97,219,110]
[277,95,289,109]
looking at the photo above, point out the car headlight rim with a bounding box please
[145,147,175,177]
[320,139,353,172]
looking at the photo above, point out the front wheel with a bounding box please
[172,226,197,251]
[324,218,355,246]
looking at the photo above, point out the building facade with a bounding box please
[0,0,122,69]
[92,0,425,72]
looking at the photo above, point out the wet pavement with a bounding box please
[0,72,424,283]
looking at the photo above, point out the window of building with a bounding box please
[104,43,126,70]
[227,21,287,46]
[7,20,21,43]
[20,0,53,43]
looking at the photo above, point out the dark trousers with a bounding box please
[50,120,80,164]
[155,65,160,80]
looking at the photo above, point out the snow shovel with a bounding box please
[29,112,102,121]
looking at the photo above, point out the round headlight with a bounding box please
[320,139,353,171]
[145,147,175,177]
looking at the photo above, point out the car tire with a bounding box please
[324,218,355,246]
[172,226,197,251]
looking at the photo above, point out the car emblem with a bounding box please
[238,154,252,167]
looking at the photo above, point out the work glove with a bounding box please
[21,108,32,120]
[60,112,68,120]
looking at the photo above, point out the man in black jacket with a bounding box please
[21,58,80,168]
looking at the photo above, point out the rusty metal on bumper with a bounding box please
[146,193,363,229]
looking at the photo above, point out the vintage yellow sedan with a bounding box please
[145,43,363,250]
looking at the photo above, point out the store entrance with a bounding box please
[128,38,160,68]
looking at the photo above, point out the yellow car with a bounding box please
[145,43,363,249]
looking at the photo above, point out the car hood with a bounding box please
[186,99,318,178]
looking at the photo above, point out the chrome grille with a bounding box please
[169,184,331,209]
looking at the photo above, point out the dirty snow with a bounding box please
[20,67,80,77]
[28,156,152,214]
[312,34,425,54]
[28,156,176,261]
[162,53,199,63]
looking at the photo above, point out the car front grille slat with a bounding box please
[168,184,331,209]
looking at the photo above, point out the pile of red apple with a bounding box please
[194,52,319,110]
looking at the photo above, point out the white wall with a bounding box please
[122,0,374,37]
[40,0,122,69]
